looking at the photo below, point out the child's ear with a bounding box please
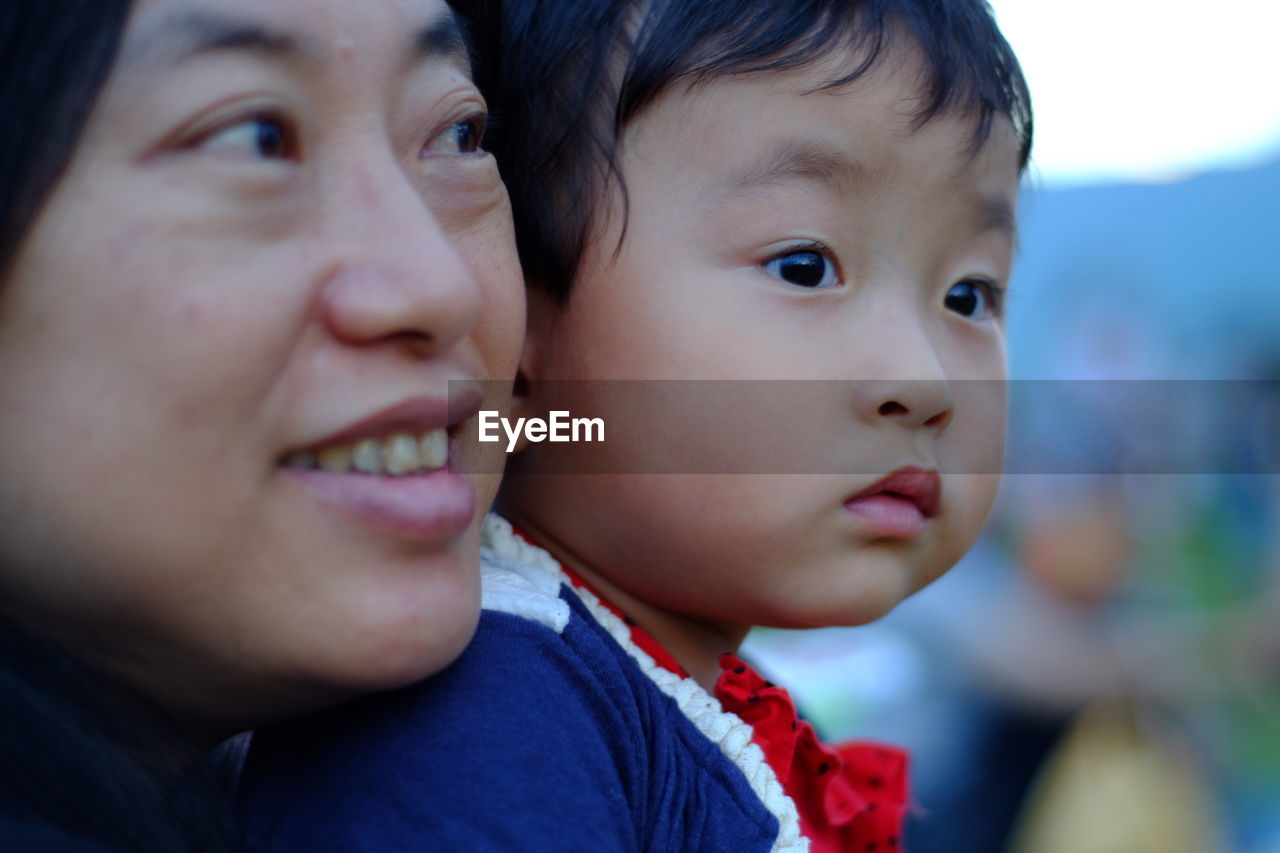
[513,286,554,397]
[507,287,556,453]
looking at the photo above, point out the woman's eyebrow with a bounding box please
[413,12,473,72]
[120,8,471,75]
[121,10,324,72]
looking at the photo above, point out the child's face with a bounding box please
[514,45,1020,634]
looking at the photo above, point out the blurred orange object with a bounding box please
[1009,701,1223,853]
[1022,492,1131,606]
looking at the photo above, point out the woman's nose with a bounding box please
[318,158,482,358]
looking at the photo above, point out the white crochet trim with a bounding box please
[479,514,571,633]
[478,514,808,852]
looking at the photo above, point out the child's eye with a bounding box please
[762,246,839,289]
[199,114,296,161]
[422,114,487,157]
[944,278,1003,319]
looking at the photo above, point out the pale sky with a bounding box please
[988,0,1280,185]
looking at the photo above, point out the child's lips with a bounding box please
[843,467,941,538]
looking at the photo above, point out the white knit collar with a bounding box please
[478,513,808,852]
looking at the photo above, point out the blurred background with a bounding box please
[743,1,1280,850]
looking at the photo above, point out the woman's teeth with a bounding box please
[283,429,449,475]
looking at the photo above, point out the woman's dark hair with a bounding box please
[0,623,237,851]
[0,1,133,275]
[1,4,236,849]
[467,0,1033,303]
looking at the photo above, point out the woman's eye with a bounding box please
[423,115,486,157]
[944,278,1002,319]
[199,116,294,160]
[762,248,839,289]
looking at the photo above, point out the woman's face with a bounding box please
[0,0,524,733]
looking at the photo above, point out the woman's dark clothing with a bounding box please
[0,622,234,852]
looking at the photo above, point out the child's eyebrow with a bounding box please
[977,195,1019,250]
[708,137,1020,249]
[711,139,867,199]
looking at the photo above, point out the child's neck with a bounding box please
[505,512,749,691]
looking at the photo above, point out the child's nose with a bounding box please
[850,314,954,431]
[870,383,954,431]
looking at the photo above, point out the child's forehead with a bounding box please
[623,44,1021,204]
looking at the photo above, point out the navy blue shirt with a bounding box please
[239,588,787,852]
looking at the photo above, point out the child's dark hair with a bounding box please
[467,0,1032,303]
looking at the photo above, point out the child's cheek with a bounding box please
[944,377,1007,474]
[932,472,1003,581]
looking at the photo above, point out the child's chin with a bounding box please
[802,561,930,626]
[760,588,910,631]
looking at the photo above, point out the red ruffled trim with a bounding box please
[715,654,909,852]
[535,550,690,679]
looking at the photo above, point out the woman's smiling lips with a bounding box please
[843,466,942,539]
[281,391,483,541]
